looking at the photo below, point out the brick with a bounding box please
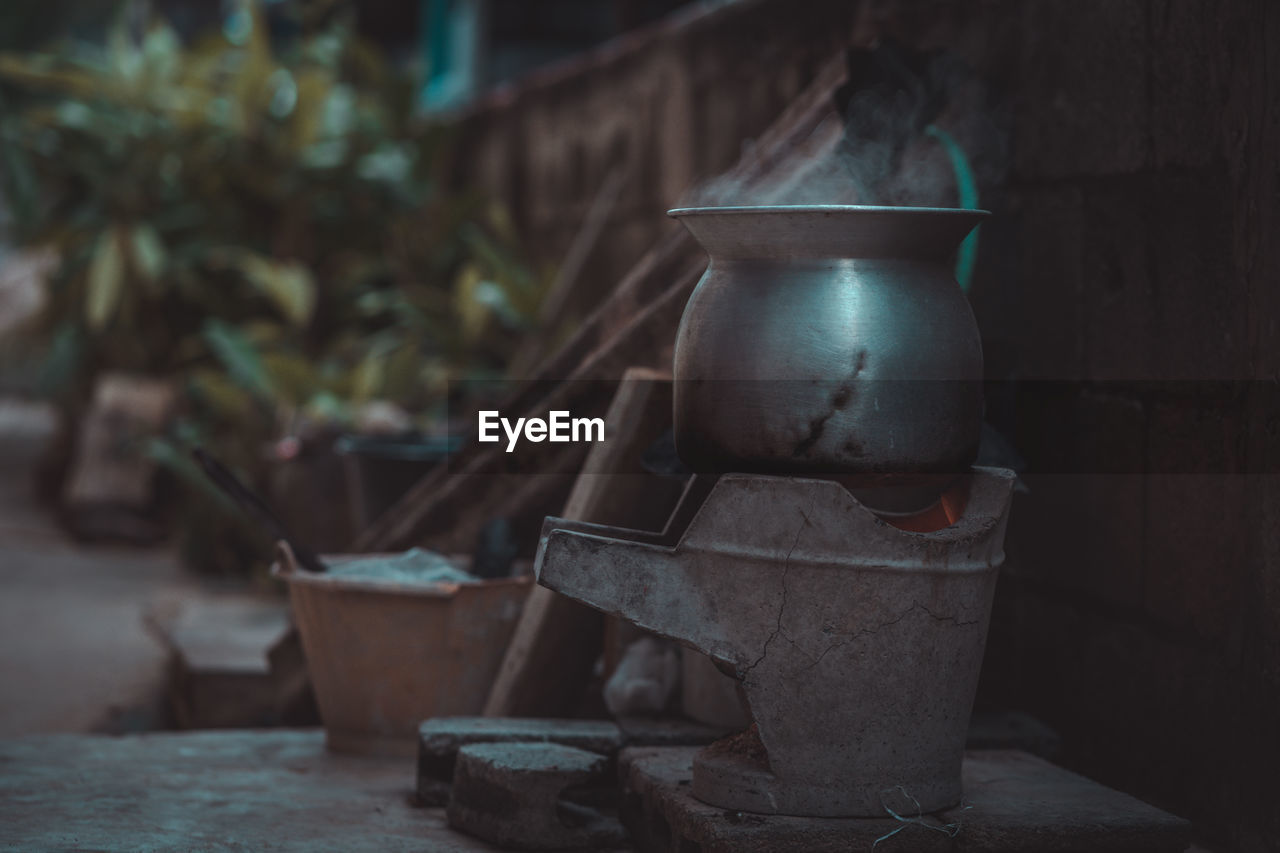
[1014,1,1148,179]
[415,715,725,806]
[416,717,623,806]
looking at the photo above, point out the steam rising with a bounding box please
[683,45,1010,209]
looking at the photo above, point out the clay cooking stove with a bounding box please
[535,205,1016,821]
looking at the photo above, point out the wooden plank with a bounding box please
[354,51,848,554]
[483,368,682,717]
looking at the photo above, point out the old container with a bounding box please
[669,205,987,475]
[273,544,529,756]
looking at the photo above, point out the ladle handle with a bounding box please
[191,447,328,574]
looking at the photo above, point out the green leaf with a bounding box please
[453,263,486,341]
[130,224,166,284]
[260,352,318,403]
[351,351,384,401]
[236,255,316,326]
[202,319,274,400]
[188,368,253,420]
[85,228,124,331]
[303,390,348,424]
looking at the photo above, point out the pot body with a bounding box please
[671,206,986,475]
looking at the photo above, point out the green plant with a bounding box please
[0,3,547,570]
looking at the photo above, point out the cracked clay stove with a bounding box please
[534,205,1016,818]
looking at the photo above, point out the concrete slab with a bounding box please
[619,746,1192,853]
[0,730,507,852]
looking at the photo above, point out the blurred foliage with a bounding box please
[0,1,118,52]
[0,1,549,571]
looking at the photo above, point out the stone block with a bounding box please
[416,715,729,805]
[145,592,297,730]
[417,717,624,805]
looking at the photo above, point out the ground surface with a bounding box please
[0,399,190,735]
[0,730,506,852]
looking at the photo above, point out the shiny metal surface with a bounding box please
[670,205,987,475]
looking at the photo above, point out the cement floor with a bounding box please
[0,729,503,851]
[0,399,190,735]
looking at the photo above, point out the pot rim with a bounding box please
[667,204,991,218]
[667,205,989,261]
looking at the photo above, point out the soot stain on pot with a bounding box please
[791,351,868,458]
[793,405,836,457]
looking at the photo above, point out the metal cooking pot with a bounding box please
[669,205,987,476]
